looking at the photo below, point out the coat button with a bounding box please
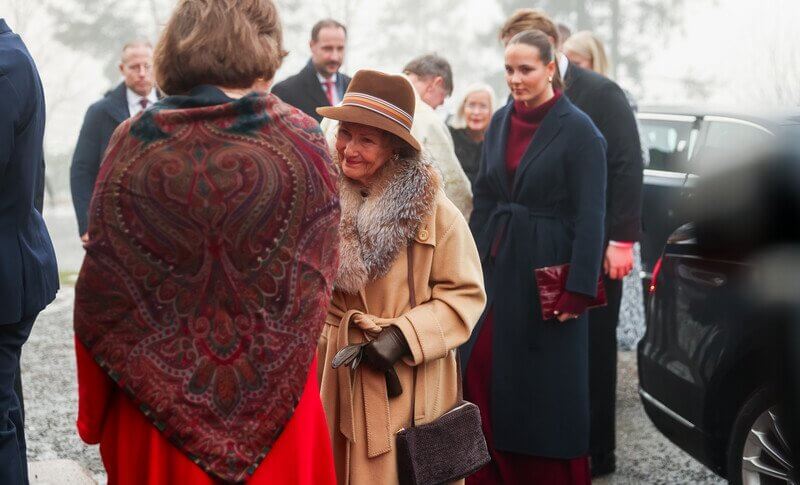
[418,228,429,241]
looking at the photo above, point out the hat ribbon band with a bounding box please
[341,92,413,132]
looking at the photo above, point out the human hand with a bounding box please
[604,244,634,280]
[554,312,578,322]
[553,291,592,323]
[362,326,410,373]
[81,233,89,244]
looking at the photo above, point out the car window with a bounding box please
[703,121,771,153]
[693,120,773,174]
[638,118,696,173]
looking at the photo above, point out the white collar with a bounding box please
[558,54,569,79]
[126,87,158,106]
[317,72,338,84]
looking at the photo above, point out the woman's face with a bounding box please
[463,91,492,133]
[505,43,556,107]
[566,50,593,71]
[335,122,395,185]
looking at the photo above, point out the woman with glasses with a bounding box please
[448,84,496,187]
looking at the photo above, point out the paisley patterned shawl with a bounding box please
[74,87,340,482]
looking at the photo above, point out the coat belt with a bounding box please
[336,310,399,458]
[479,202,561,262]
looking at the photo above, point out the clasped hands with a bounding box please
[331,314,410,398]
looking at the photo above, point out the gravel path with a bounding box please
[23,287,723,484]
[23,287,104,483]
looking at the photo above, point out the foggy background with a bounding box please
[3,0,800,204]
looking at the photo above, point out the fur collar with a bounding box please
[335,152,441,294]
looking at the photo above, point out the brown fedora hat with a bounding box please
[317,69,421,152]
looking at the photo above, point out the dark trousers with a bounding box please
[0,315,35,485]
[588,276,623,458]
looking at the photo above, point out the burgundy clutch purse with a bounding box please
[534,264,607,320]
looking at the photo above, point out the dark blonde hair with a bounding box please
[507,29,564,91]
[154,0,287,95]
[499,8,560,47]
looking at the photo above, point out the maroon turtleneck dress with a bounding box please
[465,91,592,485]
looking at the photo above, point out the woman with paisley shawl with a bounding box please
[73,1,340,483]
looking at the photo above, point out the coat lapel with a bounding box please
[511,96,567,197]
[301,60,331,108]
[487,102,513,200]
[104,83,131,124]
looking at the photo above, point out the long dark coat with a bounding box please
[462,95,607,459]
[70,82,130,235]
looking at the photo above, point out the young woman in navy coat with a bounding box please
[462,29,607,484]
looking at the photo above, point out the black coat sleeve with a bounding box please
[566,134,607,297]
[468,127,497,237]
[70,105,104,236]
[590,82,643,242]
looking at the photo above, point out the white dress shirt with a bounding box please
[558,53,570,80]
[316,72,340,105]
[126,87,158,117]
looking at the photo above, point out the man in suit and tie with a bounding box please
[70,40,158,242]
[271,19,351,122]
[500,9,644,477]
[0,18,59,484]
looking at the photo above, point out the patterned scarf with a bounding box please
[74,86,340,482]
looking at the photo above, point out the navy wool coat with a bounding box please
[70,82,130,235]
[0,19,59,325]
[462,95,607,458]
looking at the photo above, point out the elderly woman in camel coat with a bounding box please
[316,70,486,485]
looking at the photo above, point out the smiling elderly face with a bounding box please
[335,122,396,186]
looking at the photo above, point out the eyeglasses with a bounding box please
[124,63,153,73]
[465,102,491,112]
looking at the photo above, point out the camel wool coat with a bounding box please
[317,152,486,485]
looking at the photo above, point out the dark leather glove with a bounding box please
[362,325,410,372]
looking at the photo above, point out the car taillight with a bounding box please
[649,256,663,294]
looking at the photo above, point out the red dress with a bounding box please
[76,339,337,485]
[465,93,591,485]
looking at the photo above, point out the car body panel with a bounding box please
[638,223,786,478]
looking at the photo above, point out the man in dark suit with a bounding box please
[271,19,351,122]
[499,9,643,476]
[0,18,59,484]
[70,40,157,241]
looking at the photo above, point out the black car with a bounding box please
[638,225,794,483]
[636,107,798,292]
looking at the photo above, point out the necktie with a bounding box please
[139,98,149,110]
[323,80,336,106]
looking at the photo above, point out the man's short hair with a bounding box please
[121,40,153,63]
[499,9,560,47]
[311,19,347,42]
[402,54,454,95]
[557,22,572,44]
[154,0,286,95]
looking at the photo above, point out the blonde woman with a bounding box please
[563,30,610,76]
[448,83,496,186]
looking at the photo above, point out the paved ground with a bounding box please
[24,289,724,484]
[25,205,725,483]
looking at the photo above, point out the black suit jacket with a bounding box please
[0,19,59,324]
[271,59,351,122]
[70,82,131,235]
[564,63,643,242]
